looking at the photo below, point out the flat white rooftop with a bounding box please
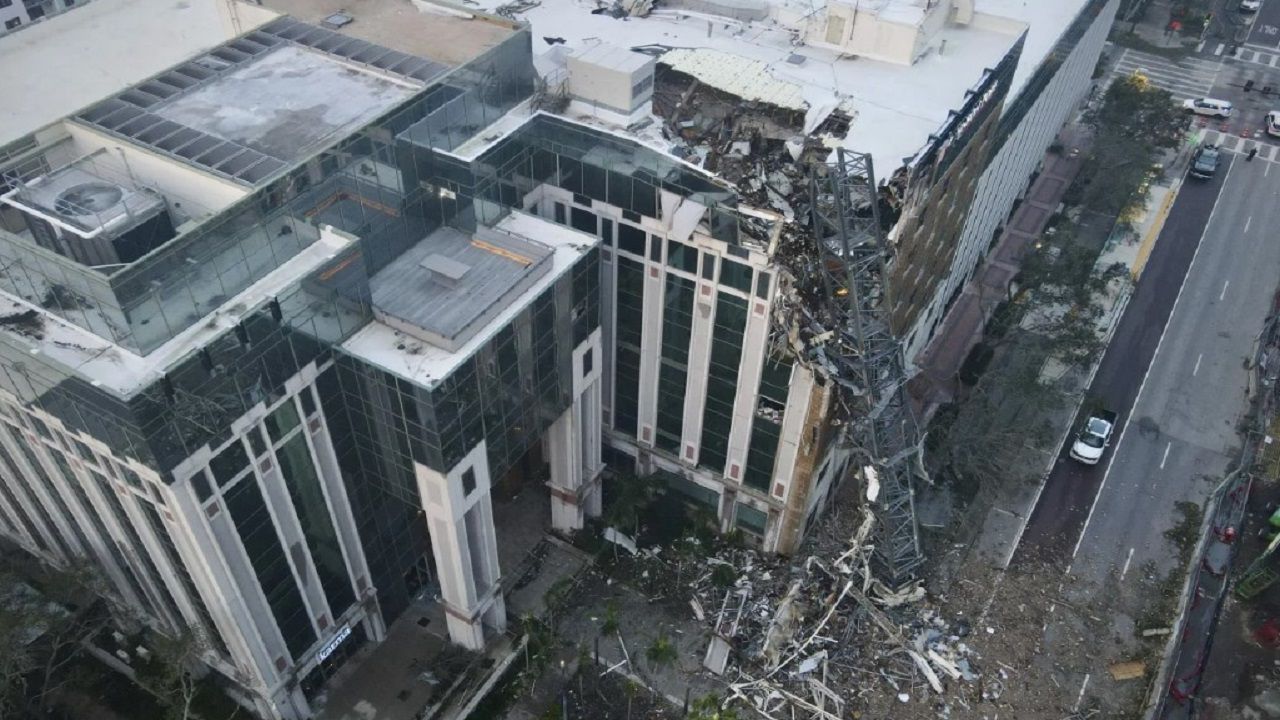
[977,0,1094,94]
[343,211,598,390]
[0,0,265,147]
[460,0,1024,172]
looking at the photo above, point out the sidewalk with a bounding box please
[917,127,1189,573]
[911,126,1089,415]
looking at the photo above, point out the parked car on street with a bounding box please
[1241,0,1262,13]
[1070,409,1118,465]
[1190,144,1221,179]
[1267,110,1280,138]
[1183,98,1234,118]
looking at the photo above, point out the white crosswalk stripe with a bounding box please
[1231,46,1280,70]
[1112,48,1221,100]
[1199,129,1280,162]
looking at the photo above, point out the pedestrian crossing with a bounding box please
[1199,129,1280,162]
[1233,44,1280,70]
[1112,48,1221,100]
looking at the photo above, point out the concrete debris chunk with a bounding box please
[679,513,987,717]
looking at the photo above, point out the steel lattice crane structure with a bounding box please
[808,148,924,588]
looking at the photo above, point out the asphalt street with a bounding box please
[1069,154,1280,584]
[1246,0,1280,49]
[1012,160,1230,564]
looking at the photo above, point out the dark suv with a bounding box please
[1190,144,1220,179]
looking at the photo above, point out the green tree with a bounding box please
[1078,73,1182,220]
[0,561,111,717]
[688,694,741,720]
[644,632,677,668]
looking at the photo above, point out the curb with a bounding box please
[1132,178,1182,280]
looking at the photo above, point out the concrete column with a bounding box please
[635,255,665,447]
[770,365,816,502]
[415,442,505,651]
[549,331,604,530]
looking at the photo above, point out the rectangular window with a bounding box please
[224,475,316,661]
[299,388,317,417]
[554,202,566,225]
[601,218,614,246]
[655,275,694,453]
[461,468,476,495]
[136,498,232,659]
[209,441,249,487]
[582,347,593,376]
[190,471,213,502]
[719,259,753,293]
[5,18,21,30]
[90,473,183,627]
[649,235,662,262]
[667,240,698,273]
[571,207,597,235]
[699,294,748,474]
[755,271,772,299]
[743,358,792,491]
[267,400,301,443]
[277,433,356,618]
[735,503,767,535]
[247,427,268,457]
[617,223,646,256]
[613,257,645,436]
[119,465,144,489]
[701,252,716,281]
[72,439,96,464]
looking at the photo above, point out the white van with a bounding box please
[1182,98,1234,118]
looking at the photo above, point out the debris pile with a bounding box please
[676,510,989,717]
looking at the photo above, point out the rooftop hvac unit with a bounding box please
[1,157,175,268]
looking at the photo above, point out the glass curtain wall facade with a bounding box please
[655,273,695,453]
[699,294,748,474]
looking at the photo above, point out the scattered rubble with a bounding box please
[0,308,45,339]
[602,505,986,718]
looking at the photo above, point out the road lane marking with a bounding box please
[1194,353,1203,376]
[1245,216,1253,234]
[1161,441,1172,469]
[1215,42,1225,56]
[1268,163,1272,178]
[1070,159,1237,561]
[1120,547,1135,581]
[1220,280,1230,301]
[1074,674,1091,711]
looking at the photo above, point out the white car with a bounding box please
[1241,0,1262,12]
[1183,98,1234,118]
[1267,110,1280,138]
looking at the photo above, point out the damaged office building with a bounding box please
[0,0,1118,716]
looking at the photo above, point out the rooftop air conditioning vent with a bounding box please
[55,183,124,218]
[420,253,469,289]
